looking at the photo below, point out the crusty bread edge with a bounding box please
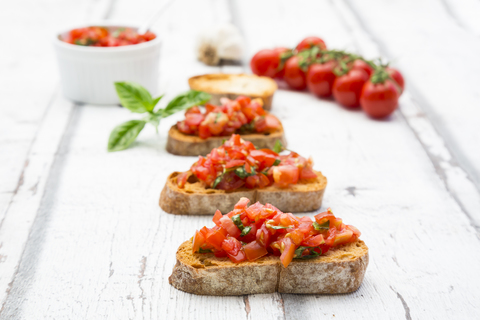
[159,171,327,215]
[188,74,277,111]
[166,125,287,156]
[169,240,369,295]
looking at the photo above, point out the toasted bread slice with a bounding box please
[166,125,287,156]
[159,171,327,215]
[169,239,369,295]
[188,74,278,111]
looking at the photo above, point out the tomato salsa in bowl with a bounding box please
[60,26,156,47]
[54,22,161,104]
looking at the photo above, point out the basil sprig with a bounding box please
[294,246,322,259]
[198,248,213,253]
[232,214,252,237]
[273,140,284,153]
[313,220,330,231]
[108,82,211,152]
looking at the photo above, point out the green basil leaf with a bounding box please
[313,221,330,231]
[161,90,211,118]
[294,246,321,259]
[114,82,154,113]
[212,175,223,189]
[240,226,252,237]
[152,95,164,109]
[239,122,255,134]
[232,214,244,229]
[273,159,281,166]
[273,140,283,153]
[198,248,213,253]
[234,166,257,179]
[107,120,146,152]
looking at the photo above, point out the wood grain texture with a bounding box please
[0,0,480,319]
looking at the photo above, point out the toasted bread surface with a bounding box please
[188,74,277,110]
[159,171,327,215]
[166,125,287,156]
[169,239,368,295]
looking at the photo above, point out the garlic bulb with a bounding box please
[196,23,244,66]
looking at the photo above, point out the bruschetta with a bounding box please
[166,96,286,156]
[169,198,368,295]
[188,73,277,111]
[160,134,327,215]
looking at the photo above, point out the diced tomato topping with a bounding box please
[234,197,250,210]
[176,172,189,188]
[176,97,279,139]
[193,199,360,267]
[300,168,317,180]
[206,227,227,250]
[280,237,296,268]
[220,215,241,238]
[62,26,156,47]
[273,165,299,188]
[192,230,206,254]
[212,209,223,226]
[222,237,246,263]
[225,160,245,169]
[244,240,269,261]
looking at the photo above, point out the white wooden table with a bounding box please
[1,0,480,319]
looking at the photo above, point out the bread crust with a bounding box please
[166,125,287,156]
[169,239,368,295]
[159,171,327,215]
[188,74,278,111]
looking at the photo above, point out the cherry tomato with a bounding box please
[352,59,374,77]
[296,36,327,52]
[332,69,369,108]
[306,61,337,97]
[250,49,281,78]
[284,56,307,90]
[386,67,405,94]
[360,79,399,119]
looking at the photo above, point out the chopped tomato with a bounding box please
[63,26,156,47]
[177,97,277,139]
[300,168,317,180]
[220,215,241,238]
[212,209,223,226]
[234,197,250,210]
[194,199,360,267]
[280,237,296,268]
[225,160,245,169]
[302,234,325,247]
[273,165,299,188]
[206,227,227,250]
[244,241,268,261]
[176,172,189,188]
[222,237,246,263]
[192,230,206,254]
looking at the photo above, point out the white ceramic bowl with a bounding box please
[53,22,161,105]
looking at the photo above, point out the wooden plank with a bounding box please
[233,0,480,318]
[342,0,480,195]
[1,0,271,319]
[0,0,121,313]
